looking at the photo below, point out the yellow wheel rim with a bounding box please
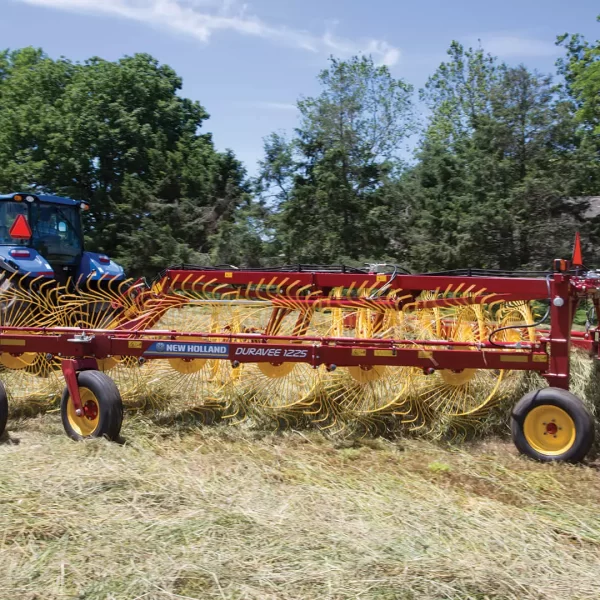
[0,352,37,370]
[66,388,100,437]
[440,369,476,386]
[523,405,576,456]
[347,365,388,384]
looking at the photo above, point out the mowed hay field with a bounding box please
[1,415,600,600]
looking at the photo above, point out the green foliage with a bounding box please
[258,56,416,263]
[397,43,589,271]
[0,48,258,277]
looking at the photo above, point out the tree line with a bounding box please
[1,17,600,278]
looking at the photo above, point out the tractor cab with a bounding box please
[0,193,124,283]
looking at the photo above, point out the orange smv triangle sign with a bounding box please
[9,214,32,239]
[572,231,583,267]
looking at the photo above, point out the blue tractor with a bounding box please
[0,192,124,283]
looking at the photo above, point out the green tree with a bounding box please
[403,42,583,272]
[0,48,256,277]
[258,56,416,263]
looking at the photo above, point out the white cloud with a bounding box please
[472,34,559,59]
[18,0,401,66]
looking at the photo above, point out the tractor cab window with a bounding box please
[0,202,29,246]
[31,203,83,264]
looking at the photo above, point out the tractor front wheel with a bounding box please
[0,380,7,437]
[61,370,123,441]
[511,388,594,463]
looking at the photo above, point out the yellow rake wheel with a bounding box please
[495,301,537,344]
[0,353,63,414]
[97,356,121,372]
[405,300,506,432]
[0,274,63,328]
[144,306,237,416]
[317,289,414,433]
[97,356,150,408]
[0,352,37,370]
[235,306,321,420]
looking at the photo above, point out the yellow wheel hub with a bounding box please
[347,365,388,384]
[523,405,576,456]
[0,352,37,370]
[440,369,476,386]
[66,388,101,437]
[167,336,207,374]
[97,356,121,372]
[168,357,207,374]
[257,361,296,379]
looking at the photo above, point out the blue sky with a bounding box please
[2,0,599,174]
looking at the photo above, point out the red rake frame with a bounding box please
[1,267,599,414]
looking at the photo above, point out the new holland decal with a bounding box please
[144,342,229,358]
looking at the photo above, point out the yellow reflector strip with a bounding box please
[500,355,529,363]
[0,339,26,346]
[351,348,367,356]
[375,349,396,357]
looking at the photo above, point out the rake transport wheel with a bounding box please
[61,370,123,441]
[0,380,7,436]
[511,388,594,463]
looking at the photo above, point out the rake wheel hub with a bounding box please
[257,361,296,379]
[439,369,476,387]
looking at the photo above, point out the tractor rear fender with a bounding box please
[79,251,125,281]
[0,246,53,277]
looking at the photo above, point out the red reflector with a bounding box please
[98,255,110,264]
[9,249,31,258]
[9,214,32,239]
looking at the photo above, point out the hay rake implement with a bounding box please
[0,256,599,462]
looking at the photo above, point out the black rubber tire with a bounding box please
[511,387,594,463]
[61,370,123,441]
[0,380,7,437]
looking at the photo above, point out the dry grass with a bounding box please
[2,416,600,600]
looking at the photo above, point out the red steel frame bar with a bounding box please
[161,268,552,300]
[0,328,551,373]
